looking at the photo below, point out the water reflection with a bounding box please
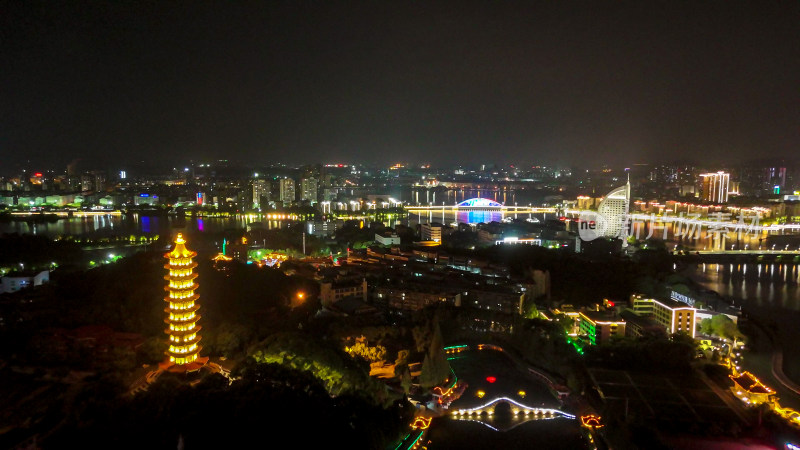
[692,263,800,311]
[0,214,287,238]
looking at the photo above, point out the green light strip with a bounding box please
[393,433,411,450]
[443,344,468,350]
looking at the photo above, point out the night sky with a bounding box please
[2,1,799,169]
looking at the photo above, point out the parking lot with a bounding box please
[589,368,743,426]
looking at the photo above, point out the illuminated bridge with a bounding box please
[405,198,558,214]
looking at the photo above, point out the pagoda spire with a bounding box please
[163,233,202,366]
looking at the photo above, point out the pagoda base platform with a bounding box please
[132,357,229,394]
[158,356,211,374]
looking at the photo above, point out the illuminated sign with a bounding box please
[411,417,431,430]
[580,415,604,428]
[670,291,695,307]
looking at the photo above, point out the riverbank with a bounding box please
[683,263,800,395]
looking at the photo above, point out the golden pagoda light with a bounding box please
[164,233,202,366]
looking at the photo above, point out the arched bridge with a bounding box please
[405,197,558,214]
[457,198,503,208]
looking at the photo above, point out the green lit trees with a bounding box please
[699,315,744,343]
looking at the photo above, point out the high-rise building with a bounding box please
[279,178,295,205]
[767,167,787,192]
[300,177,318,203]
[93,171,107,192]
[252,179,268,208]
[596,180,631,241]
[699,172,730,203]
[421,222,443,242]
[80,173,94,192]
[163,234,203,368]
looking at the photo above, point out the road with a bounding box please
[771,349,800,396]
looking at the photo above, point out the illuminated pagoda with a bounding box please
[160,233,208,372]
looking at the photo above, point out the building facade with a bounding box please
[700,171,730,203]
[300,177,318,203]
[307,220,342,237]
[0,270,49,293]
[319,279,368,305]
[375,232,401,246]
[578,311,626,345]
[252,179,268,208]
[596,181,631,241]
[465,289,525,315]
[628,294,697,338]
[421,222,443,243]
[374,286,461,312]
[652,298,696,337]
[279,178,295,205]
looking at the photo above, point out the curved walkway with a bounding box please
[452,396,575,418]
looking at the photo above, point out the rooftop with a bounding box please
[581,310,625,324]
[653,297,696,310]
[2,270,48,278]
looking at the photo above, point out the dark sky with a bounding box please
[2,1,799,169]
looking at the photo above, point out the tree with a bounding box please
[709,314,743,342]
[139,336,167,364]
[344,341,387,363]
[554,313,575,334]
[395,349,409,367]
[412,325,431,353]
[699,318,714,336]
[419,321,450,388]
[419,354,435,387]
[107,347,137,372]
[522,298,540,319]
[249,332,399,407]
[399,367,412,394]
[214,323,249,357]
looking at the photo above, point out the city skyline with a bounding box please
[3,2,799,169]
[4,4,800,447]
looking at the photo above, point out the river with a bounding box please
[688,262,800,406]
[0,214,287,238]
